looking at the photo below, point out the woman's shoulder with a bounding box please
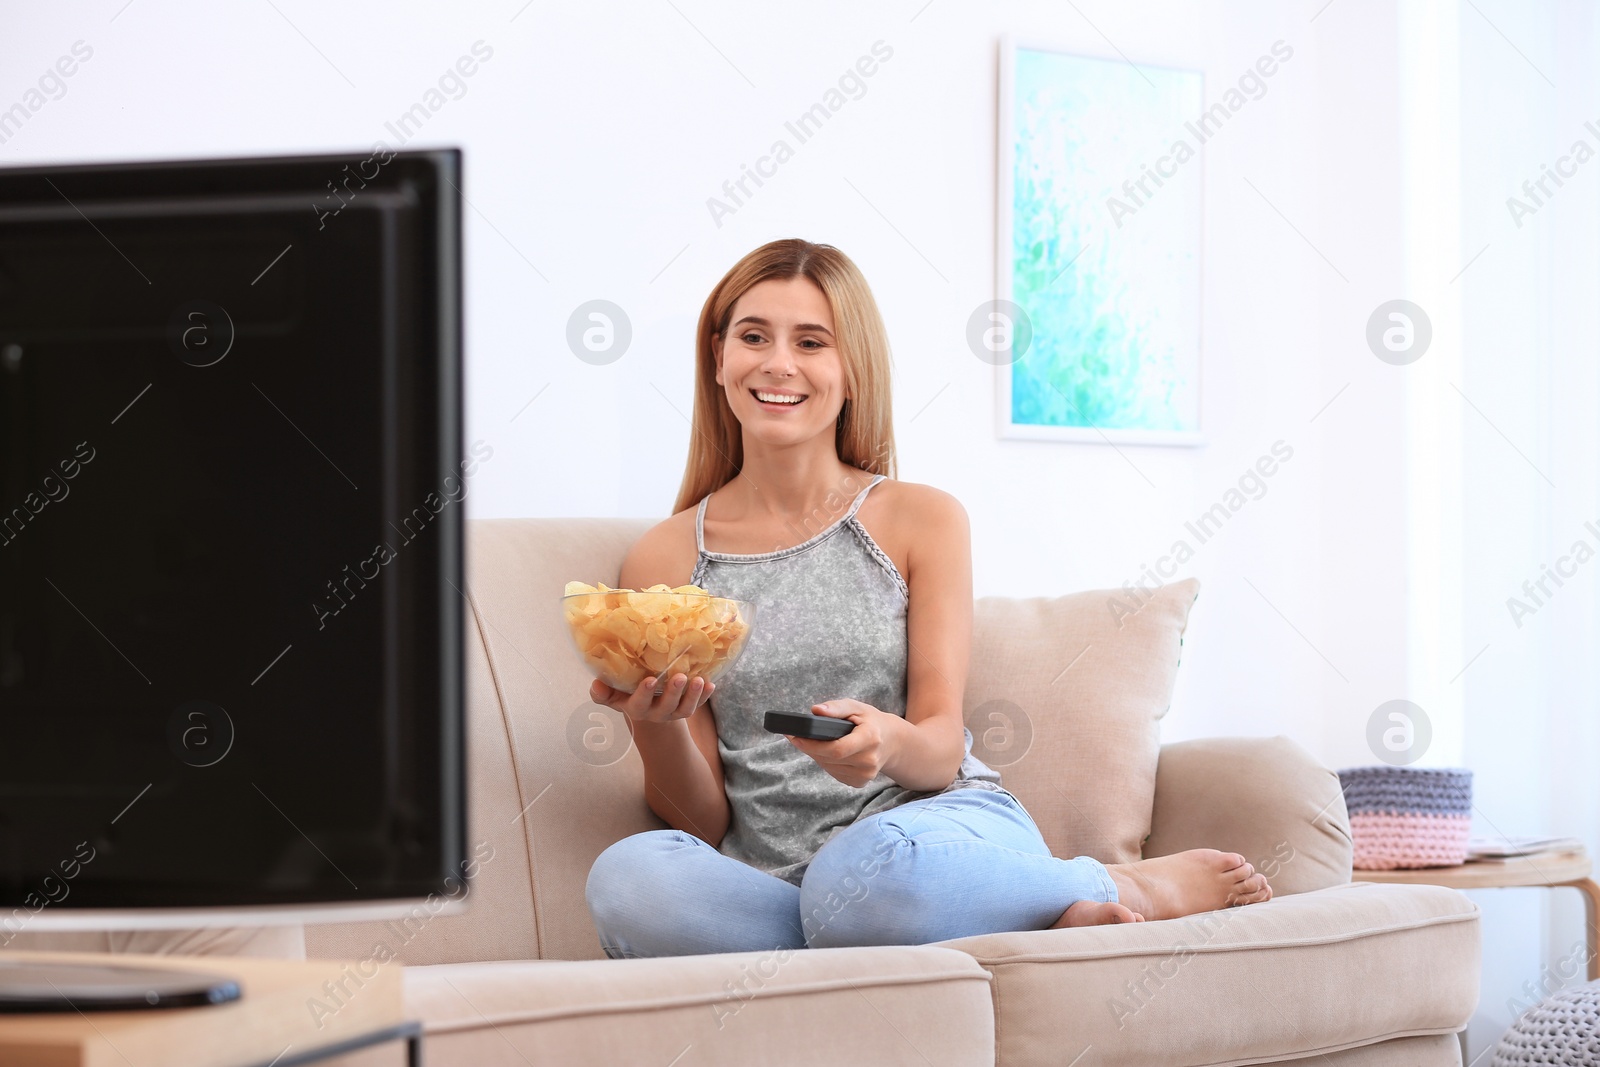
[862,478,969,586]
[619,505,702,589]
[870,477,968,528]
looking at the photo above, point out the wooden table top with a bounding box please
[0,949,404,1067]
[1354,847,1593,889]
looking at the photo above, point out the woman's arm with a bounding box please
[605,525,732,846]
[627,704,730,846]
[789,486,972,791]
[878,487,971,790]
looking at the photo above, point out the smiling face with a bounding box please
[714,275,848,442]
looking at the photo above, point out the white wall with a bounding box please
[1453,0,1600,1051]
[2,1,1419,755]
[6,1,1591,1057]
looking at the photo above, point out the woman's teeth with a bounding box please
[753,391,805,405]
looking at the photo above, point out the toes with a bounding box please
[1227,874,1272,905]
[1215,851,1247,871]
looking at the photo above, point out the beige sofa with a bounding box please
[307,518,1482,1066]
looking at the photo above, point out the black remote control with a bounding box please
[763,710,855,741]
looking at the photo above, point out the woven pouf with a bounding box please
[1493,982,1600,1065]
[1337,766,1472,870]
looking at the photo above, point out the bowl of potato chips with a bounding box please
[561,581,756,695]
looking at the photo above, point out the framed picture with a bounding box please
[996,35,1205,445]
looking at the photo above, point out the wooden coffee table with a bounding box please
[1356,846,1600,980]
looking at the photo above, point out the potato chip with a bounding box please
[560,579,753,694]
[640,644,670,673]
[643,620,671,653]
[600,606,644,644]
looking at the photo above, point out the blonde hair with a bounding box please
[672,239,897,515]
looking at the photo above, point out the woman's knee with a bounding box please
[799,819,916,948]
[585,829,698,922]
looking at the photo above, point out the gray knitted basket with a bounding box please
[1493,982,1600,1065]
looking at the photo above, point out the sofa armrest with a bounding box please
[1142,736,1353,896]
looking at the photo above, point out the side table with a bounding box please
[1355,846,1600,980]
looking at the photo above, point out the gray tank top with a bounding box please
[691,472,1004,887]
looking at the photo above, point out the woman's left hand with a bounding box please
[786,700,897,788]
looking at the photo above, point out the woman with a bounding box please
[583,239,1271,958]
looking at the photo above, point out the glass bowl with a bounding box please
[560,588,757,695]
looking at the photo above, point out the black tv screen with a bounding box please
[0,150,464,910]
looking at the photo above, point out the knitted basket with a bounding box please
[1337,766,1473,870]
[1493,981,1600,1065]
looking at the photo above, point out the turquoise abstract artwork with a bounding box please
[1001,44,1203,442]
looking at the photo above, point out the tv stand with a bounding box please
[0,958,242,1011]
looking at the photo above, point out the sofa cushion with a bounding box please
[1280,1034,1465,1066]
[306,587,541,966]
[403,944,994,1066]
[458,517,659,962]
[933,882,1479,1067]
[966,579,1199,866]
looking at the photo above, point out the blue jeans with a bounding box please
[584,787,1118,958]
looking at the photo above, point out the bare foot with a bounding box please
[1050,899,1145,928]
[1106,849,1272,921]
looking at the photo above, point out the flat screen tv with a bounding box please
[0,149,465,924]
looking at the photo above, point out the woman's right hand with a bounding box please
[591,672,715,726]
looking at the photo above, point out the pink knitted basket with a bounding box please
[1338,766,1473,870]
